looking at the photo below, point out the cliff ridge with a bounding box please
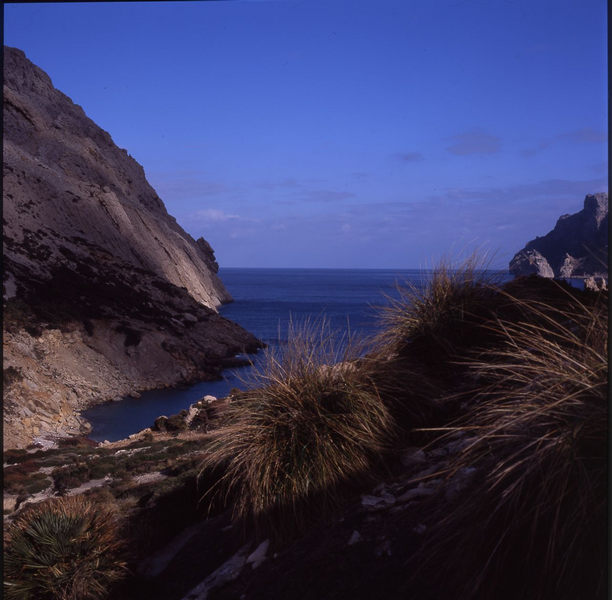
[2,46,261,449]
[509,193,608,279]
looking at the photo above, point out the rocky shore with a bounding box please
[3,46,262,449]
[509,192,608,280]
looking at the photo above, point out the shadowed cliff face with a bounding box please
[509,193,608,278]
[2,46,262,449]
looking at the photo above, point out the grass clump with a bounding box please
[200,319,395,538]
[375,254,499,359]
[365,255,501,432]
[417,286,608,600]
[3,496,127,600]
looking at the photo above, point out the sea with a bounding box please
[84,268,512,442]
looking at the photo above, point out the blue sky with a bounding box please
[4,0,608,268]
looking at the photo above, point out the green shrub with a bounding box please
[4,462,44,494]
[52,463,91,494]
[3,496,127,600]
[87,460,116,480]
[3,448,29,463]
[23,474,52,495]
[165,413,187,431]
[200,319,395,538]
[3,367,23,388]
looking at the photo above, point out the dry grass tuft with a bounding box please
[374,254,500,359]
[3,495,127,600]
[364,255,502,432]
[416,286,608,600]
[199,319,395,539]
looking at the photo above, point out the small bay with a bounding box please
[84,268,511,442]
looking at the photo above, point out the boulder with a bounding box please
[509,249,554,278]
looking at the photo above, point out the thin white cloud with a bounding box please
[302,189,355,203]
[394,152,424,162]
[520,128,607,157]
[446,129,501,155]
[194,208,241,222]
[427,177,608,203]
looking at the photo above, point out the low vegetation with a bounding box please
[3,260,606,599]
[195,263,607,597]
[3,496,127,600]
[416,285,608,600]
[199,319,395,538]
[374,254,499,358]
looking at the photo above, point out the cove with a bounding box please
[83,371,247,443]
[83,268,514,442]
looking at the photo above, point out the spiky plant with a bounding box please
[199,319,395,539]
[416,286,608,600]
[4,496,127,600]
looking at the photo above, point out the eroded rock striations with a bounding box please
[509,193,608,279]
[2,46,261,449]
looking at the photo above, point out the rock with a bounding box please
[348,530,362,545]
[400,447,427,468]
[509,193,608,278]
[184,405,200,427]
[3,46,232,309]
[182,545,250,600]
[2,46,263,449]
[246,540,270,569]
[4,495,18,513]
[444,435,474,455]
[584,276,608,291]
[375,538,392,557]
[396,482,437,503]
[509,249,554,278]
[444,466,478,502]
[361,492,396,510]
[559,253,584,278]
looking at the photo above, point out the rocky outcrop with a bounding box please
[509,193,608,278]
[2,46,262,449]
[3,46,230,308]
[508,249,554,278]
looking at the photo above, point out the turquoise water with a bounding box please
[83,268,511,441]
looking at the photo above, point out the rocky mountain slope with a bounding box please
[509,192,608,278]
[2,46,261,450]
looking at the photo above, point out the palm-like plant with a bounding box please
[4,496,127,600]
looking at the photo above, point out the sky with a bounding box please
[3,0,608,269]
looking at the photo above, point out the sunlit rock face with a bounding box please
[2,46,261,449]
[3,45,231,309]
[509,193,608,278]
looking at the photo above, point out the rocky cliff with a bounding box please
[2,46,262,449]
[509,193,608,279]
